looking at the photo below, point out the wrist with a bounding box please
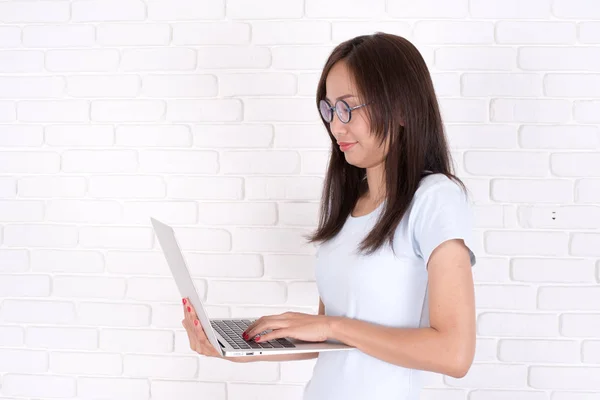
[326,316,345,340]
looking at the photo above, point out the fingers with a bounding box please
[244,318,289,341]
[254,328,291,343]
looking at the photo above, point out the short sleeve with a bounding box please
[410,178,477,269]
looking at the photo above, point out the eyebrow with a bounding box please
[325,94,355,102]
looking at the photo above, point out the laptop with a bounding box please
[150,217,354,358]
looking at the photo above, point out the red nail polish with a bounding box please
[183,298,187,305]
[243,333,248,339]
[187,306,191,312]
[194,319,199,326]
[255,335,261,342]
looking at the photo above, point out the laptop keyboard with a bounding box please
[210,319,296,350]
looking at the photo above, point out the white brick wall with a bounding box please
[0,0,598,399]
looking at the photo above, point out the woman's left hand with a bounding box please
[242,312,335,343]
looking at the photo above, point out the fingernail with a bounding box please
[194,319,199,326]
[255,335,261,342]
[187,306,191,312]
[243,333,248,339]
[182,298,187,305]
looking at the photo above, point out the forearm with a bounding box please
[329,317,473,378]
[226,351,318,363]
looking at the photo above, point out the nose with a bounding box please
[329,110,348,137]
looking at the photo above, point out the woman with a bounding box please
[181,32,477,400]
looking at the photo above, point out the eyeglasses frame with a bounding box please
[319,98,371,124]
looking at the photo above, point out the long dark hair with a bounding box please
[305,32,468,256]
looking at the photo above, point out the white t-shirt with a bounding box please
[303,173,477,400]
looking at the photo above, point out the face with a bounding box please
[323,60,389,169]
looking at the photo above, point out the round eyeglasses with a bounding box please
[319,99,370,124]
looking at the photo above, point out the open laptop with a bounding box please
[150,217,354,358]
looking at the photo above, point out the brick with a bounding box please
[78,302,151,327]
[138,150,217,173]
[576,179,600,203]
[0,199,44,221]
[571,233,600,256]
[560,314,600,337]
[519,47,600,71]
[193,124,272,148]
[491,179,573,203]
[551,153,600,177]
[462,73,542,97]
[546,73,600,96]
[252,21,330,45]
[18,100,89,122]
[438,99,487,122]
[272,46,334,70]
[0,1,70,22]
[23,25,95,47]
[172,22,249,45]
[388,0,468,17]
[278,202,320,227]
[499,339,579,363]
[121,48,196,71]
[435,47,516,70]
[151,381,226,400]
[0,300,75,324]
[579,22,600,43]
[124,355,197,378]
[464,151,548,177]
[25,326,97,350]
[446,125,517,149]
[127,277,203,302]
[474,284,536,310]
[226,0,302,19]
[553,0,600,18]
[221,151,300,174]
[166,227,231,252]
[485,231,568,256]
[116,125,191,147]
[0,348,47,373]
[72,0,146,22]
[147,0,224,20]
[218,73,295,96]
[141,74,217,98]
[0,274,50,297]
[574,100,600,123]
[496,21,574,44]
[167,99,242,122]
[245,98,317,122]
[123,200,197,224]
[245,177,323,200]
[167,177,242,200]
[89,175,165,198]
[305,0,384,17]
[31,249,103,273]
[208,281,285,305]
[3,224,77,248]
[511,258,596,283]
[97,23,170,46]
[67,75,140,98]
[478,312,558,337]
[530,367,600,390]
[196,202,276,225]
[491,99,570,123]
[77,377,149,399]
[470,0,550,18]
[18,176,86,198]
[79,226,153,249]
[0,249,28,273]
[45,125,114,146]
[232,227,314,253]
[444,363,527,388]
[197,46,271,69]
[0,326,24,346]
[2,374,76,398]
[53,276,126,299]
[62,150,137,173]
[0,50,44,72]
[414,21,493,44]
[0,26,21,48]
[519,125,599,148]
[50,352,122,375]
[539,286,600,311]
[99,329,173,353]
[46,49,119,72]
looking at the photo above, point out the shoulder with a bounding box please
[413,173,468,203]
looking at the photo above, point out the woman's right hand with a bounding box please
[181,297,223,358]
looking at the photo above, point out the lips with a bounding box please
[338,142,356,151]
